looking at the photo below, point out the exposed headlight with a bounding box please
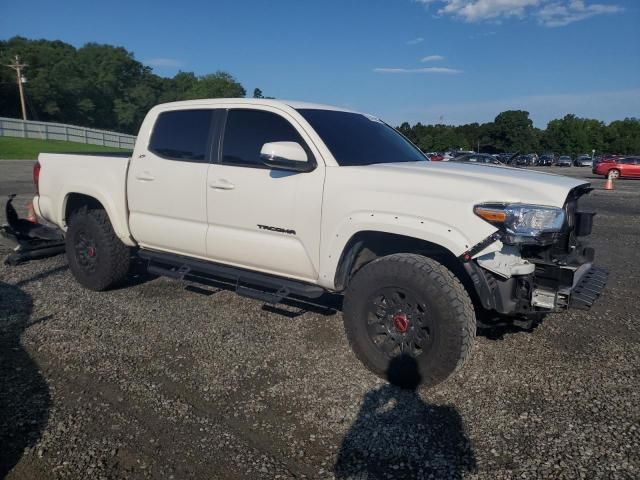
[474,203,565,242]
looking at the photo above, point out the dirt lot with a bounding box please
[1,161,639,479]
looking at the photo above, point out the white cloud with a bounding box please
[413,0,623,26]
[406,37,425,45]
[415,0,541,21]
[374,67,463,74]
[537,0,623,27]
[144,58,184,68]
[420,55,445,62]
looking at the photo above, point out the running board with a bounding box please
[138,250,324,304]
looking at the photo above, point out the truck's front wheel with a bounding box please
[65,208,130,291]
[343,253,476,387]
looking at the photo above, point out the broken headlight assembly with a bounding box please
[473,203,566,245]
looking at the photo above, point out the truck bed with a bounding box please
[35,152,135,246]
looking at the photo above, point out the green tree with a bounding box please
[182,72,245,100]
[605,118,640,154]
[0,37,247,134]
[491,110,537,153]
[541,114,608,156]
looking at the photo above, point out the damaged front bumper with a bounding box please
[463,189,608,315]
[1,195,65,265]
[465,245,608,315]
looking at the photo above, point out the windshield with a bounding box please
[297,109,427,166]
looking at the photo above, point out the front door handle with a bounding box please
[135,171,155,181]
[208,179,235,190]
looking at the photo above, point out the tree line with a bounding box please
[0,37,253,134]
[1,37,638,154]
[398,111,639,156]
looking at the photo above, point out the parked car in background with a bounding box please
[515,155,528,166]
[452,150,475,158]
[498,153,517,165]
[575,155,593,167]
[593,155,620,168]
[426,152,444,161]
[593,156,640,178]
[557,155,573,167]
[516,154,537,166]
[539,154,554,166]
[451,153,503,165]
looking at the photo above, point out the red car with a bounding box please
[593,156,640,179]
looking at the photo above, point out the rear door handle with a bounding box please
[135,171,155,181]
[208,179,235,190]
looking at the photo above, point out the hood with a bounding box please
[356,161,588,207]
[321,160,590,263]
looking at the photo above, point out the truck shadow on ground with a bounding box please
[0,282,51,477]
[476,312,544,340]
[334,354,476,479]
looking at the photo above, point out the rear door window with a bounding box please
[149,110,214,162]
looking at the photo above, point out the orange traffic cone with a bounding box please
[604,175,614,191]
[26,201,38,223]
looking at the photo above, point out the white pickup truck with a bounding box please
[19,99,607,386]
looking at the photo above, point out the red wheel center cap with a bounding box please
[392,313,409,333]
[87,247,96,257]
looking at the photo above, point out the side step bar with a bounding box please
[138,249,325,304]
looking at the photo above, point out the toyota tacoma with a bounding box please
[5,99,608,386]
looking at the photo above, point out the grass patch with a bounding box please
[0,137,132,160]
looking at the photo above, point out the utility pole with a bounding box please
[6,55,28,120]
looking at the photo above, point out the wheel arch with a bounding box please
[333,231,480,304]
[62,191,136,247]
[64,193,103,221]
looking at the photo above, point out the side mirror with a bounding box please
[260,141,312,172]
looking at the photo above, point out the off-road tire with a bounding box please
[343,253,476,387]
[65,208,130,291]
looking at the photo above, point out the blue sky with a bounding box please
[1,0,638,127]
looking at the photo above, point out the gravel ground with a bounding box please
[1,161,639,479]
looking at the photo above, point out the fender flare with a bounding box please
[318,212,479,290]
[61,188,136,247]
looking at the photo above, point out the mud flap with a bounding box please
[1,195,65,265]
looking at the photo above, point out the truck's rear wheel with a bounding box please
[343,253,476,387]
[65,208,130,291]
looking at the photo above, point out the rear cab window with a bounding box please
[149,110,215,162]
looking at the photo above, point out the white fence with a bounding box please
[0,117,136,149]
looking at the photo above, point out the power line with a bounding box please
[5,55,28,120]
